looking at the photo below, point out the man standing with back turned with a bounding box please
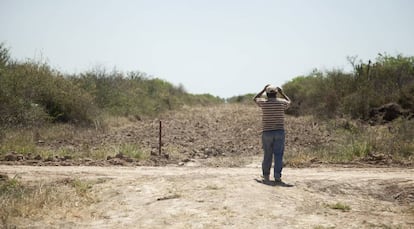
[253,84,291,183]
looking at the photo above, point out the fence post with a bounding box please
[159,120,162,155]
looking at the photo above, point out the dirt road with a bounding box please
[1,164,413,228]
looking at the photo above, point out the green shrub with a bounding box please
[282,54,414,120]
[118,144,148,160]
[0,60,98,126]
[399,83,414,112]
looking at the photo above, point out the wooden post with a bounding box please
[159,120,162,155]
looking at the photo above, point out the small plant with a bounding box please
[339,140,372,161]
[0,176,24,198]
[118,144,148,160]
[70,179,94,197]
[327,202,351,212]
[313,226,335,229]
[205,184,220,190]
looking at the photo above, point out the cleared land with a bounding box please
[1,165,413,228]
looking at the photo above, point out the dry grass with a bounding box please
[115,144,150,160]
[0,129,37,155]
[0,123,151,162]
[285,117,413,166]
[326,202,351,212]
[0,176,104,227]
[313,226,335,229]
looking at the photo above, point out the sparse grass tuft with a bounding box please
[205,184,221,190]
[118,144,149,160]
[326,202,351,212]
[313,226,335,229]
[70,178,94,197]
[285,151,318,167]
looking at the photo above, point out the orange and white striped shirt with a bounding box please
[255,98,290,132]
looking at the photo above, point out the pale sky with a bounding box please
[1,0,414,98]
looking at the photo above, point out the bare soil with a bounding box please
[1,164,413,228]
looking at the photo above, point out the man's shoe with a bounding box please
[263,175,270,182]
[275,178,282,183]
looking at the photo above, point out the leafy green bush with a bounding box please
[282,54,414,119]
[0,59,98,126]
[0,45,50,126]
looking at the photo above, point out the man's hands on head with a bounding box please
[254,84,272,102]
[277,87,283,93]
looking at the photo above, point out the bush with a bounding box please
[226,93,255,104]
[0,59,98,126]
[399,83,414,113]
[0,46,51,126]
[282,54,414,120]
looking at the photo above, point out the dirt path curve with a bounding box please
[1,165,413,228]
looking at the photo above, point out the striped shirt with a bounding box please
[255,98,289,132]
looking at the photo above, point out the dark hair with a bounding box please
[267,92,277,98]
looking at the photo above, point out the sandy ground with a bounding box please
[1,163,413,229]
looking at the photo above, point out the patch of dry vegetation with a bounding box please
[284,116,413,166]
[0,174,104,228]
[326,202,351,212]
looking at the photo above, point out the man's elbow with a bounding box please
[285,100,291,108]
[253,97,261,106]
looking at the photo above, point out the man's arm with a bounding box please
[253,84,270,102]
[277,87,291,104]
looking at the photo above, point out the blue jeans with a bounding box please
[262,130,285,179]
